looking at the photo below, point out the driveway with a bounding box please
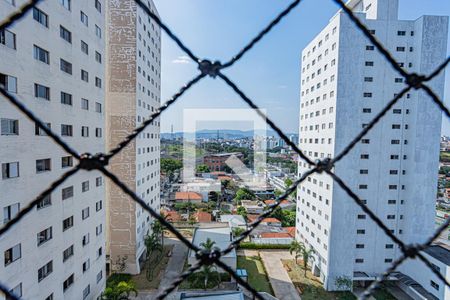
[259,251,301,300]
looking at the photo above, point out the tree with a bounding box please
[284,177,297,198]
[196,164,210,173]
[102,280,138,300]
[161,158,182,174]
[234,188,255,201]
[200,238,216,251]
[335,276,353,291]
[300,244,315,277]
[236,206,247,219]
[289,240,303,264]
[232,227,245,238]
[196,265,217,290]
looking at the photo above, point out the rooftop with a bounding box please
[189,226,236,258]
[180,291,244,300]
[175,192,203,200]
[423,244,450,266]
[219,214,247,226]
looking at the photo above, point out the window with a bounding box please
[60,0,71,10]
[95,0,102,12]
[389,185,397,190]
[393,109,401,114]
[357,214,366,219]
[361,154,369,159]
[1,119,19,135]
[0,29,16,49]
[384,258,393,263]
[365,61,374,66]
[392,124,401,129]
[80,11,88,26]
[61,156,73,168]
[396,46,405,52]
[81,98,89,110]
[82,181,89,192]
[385,244,394,249]
[391,140,400,144]
[83,285,90,299]
[97,270,103,283]
[37,227,52,246]
[2,162,19,179]
[63,274,74,292]
[81,41,88,54]
[33,7,48,27]
[81,69,89,82]
[60,59,72,74]
[61,91,72,105]
[8,283,22,299]
[356,229,365,234]
[363,92,372,98]
[389,170,398,175]
[62,186,73,200]
[356,244,364,249]
[82,207,90,220]
[38,261,53,282]
[95,77,102,88]
[60,26,72,43]
[81,126,89,137]
[96,224,102,235]
[361,139,370,144]
[82,233,90,246]
[96,177,102,186]
[397,30,406,36]
[33,45,49,64]
[95,25,102,38]
[35,122,50,135]
[95,51,102,63]
[387,215,395,219]
[37,194,51,209]
[355,258,364,263]
[96,200,102,211]
[63,245,74,262]
[430,280,439,291]
[61,124,73,136]
[36,158,51,173]
[0,73,17,93]
[35,83,50,100]
[95,127,102,137]
[395,78,403,83]
[4,244,21,266]
[3,203,19,224]
[360,169,368,174]
[362,108,371,113]
[359,184,367,189]
[95,102,102,113]
[97,246,102,257]
[62,216,73,231]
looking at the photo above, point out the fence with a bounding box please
[0,0,450,299]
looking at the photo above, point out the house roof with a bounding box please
[175,191,202,200]
[423,245,450,266]
[180,291,244,300]
[261,218,281,223]
[164,210,181,222]
[246,214,259,223]
[260,232,292,238]
[219,214,246,226]
[195,211,212,223]
[284,227,296,237]
[189,226,236,258]
[264,199,292,206]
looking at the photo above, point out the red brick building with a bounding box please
[203,152,244,172]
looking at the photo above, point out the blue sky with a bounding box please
[154,0,450,135]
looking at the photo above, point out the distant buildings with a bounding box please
[105,0,161,274]
[174,191,203,204]
[296,0,448,293]
[203,152,243,172]
[0,0,106,298]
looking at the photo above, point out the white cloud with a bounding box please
[172,55,191,64]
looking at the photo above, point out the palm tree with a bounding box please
[101,280,138,300]
[300,245,315,277]
[289,240,302,264]
[200,238,216,250]
[196,265,217,290]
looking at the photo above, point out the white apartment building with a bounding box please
[106,0,161,274]
[0,0,106,299]
[295,0,448,292]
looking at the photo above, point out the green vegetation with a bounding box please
[289,241,314,277]
[174,202,197,212]
[283,260,355,300]
[237,256,273,294]
[237,206,247,219]
[285,178,297,198]
[196,164,210,173]
[238,242,290,249]
[372,287,397,300]
[161,158,182,174]
[439,165,450,174]
[234,188,256,201]
[103,274,137,300]
[268,207,296,226]
[131,245,173,290]
[440,151,450,163]
[267,156,297,174]
[179,271,231,289]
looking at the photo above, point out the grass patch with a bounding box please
[238,242,290,249]
[131,245,173,290]
[372,287,396,300]
[179,271,231,289]
[282,259,355,300]
[237,256,273,294]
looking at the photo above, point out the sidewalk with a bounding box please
[259,251,301,300]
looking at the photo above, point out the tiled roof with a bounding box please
[175,191,202,200]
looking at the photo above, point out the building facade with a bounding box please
[295,0,448,291]
[0,0,106,299]
[106,0,161,274]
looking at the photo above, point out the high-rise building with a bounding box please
[106,0,161,274]
[0,0,106,299]
[295,0,448,291]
